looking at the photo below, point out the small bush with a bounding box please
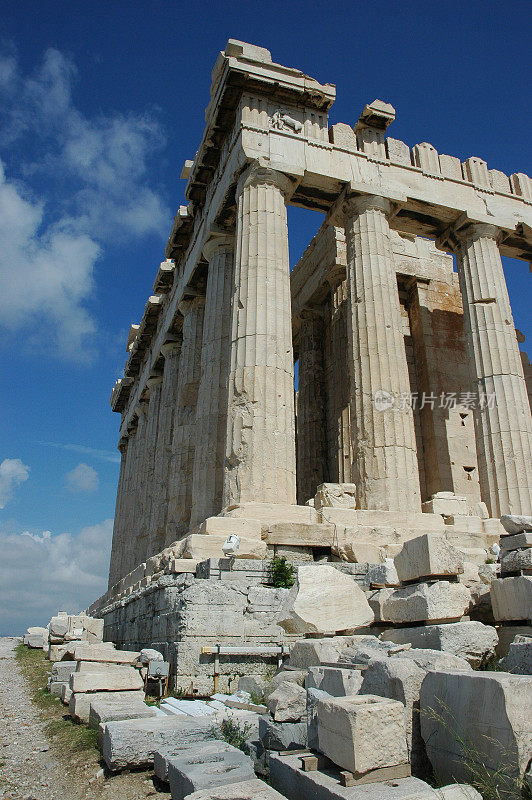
[268,556,295,588]
[210,718,253,752]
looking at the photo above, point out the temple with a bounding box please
[88,41,532,687]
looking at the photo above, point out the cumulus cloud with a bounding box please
[0,458,30,508]
[0,519,113,635]
[65,462,99,492]
[0,47,169,361]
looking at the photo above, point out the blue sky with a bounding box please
[0,0,530,634]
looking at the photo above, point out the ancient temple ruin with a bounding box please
[88,41,532,686]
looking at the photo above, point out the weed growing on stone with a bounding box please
[268,556,295,588]
[423,699,527,800]
[209,718,253,753]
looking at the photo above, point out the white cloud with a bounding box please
[0,458,30,508]
[0,519,113,635]
[37,441,121,464]
[0,47,170,362]
[65,462,99,492]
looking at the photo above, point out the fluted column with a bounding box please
[190,234,234,526]
[166,297,205,541]
[452,223,532,516]
[148,339,182,554]
[223,164,297,507]
[108,436,129,588]
[126,402,148,573]
[342,194,421,511]
[296,310,328,503]
[136,375,162,561]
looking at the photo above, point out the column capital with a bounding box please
[330,192,393,226]
[437,218,501,253]
[236,162,295,200]
[160,338,182,358]
[202,231,234,261]
[146,374,163,391]
[118,436,129,453]
[178,295,206,317]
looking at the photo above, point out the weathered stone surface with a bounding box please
[270,752,438,800]
[72,643,139,663]
[420,670,532,786]
[394,534,464,582]
[491,575,532,621]
[25,634,45,648]
[266,681,306,722]
[314,483,357,510]
[185,778,287,800]
[500,515,532,535]
[359,656,429,775]
[316,694,408,773]
[367,559,400,588]
[181,534,268,560]
[377,581,471,623]
[264,669,306,698]
[50,660,76,681]
[381,621,499,667]
[306,666,363,696]
[334,539,383,564]
[500,635,532,674]
[167,740,255,799]
[500,532,532,552]
[288,636,359,670]
[277,565,373,634]
[88,698,157,730]
[102,716,215,770]
[258,716,307,751]
[501,547,532,575]
[339,635,412,665]
[70,690,145,723]
[70,667,143,693]
[306,687,330,751]
[421,492,468,516]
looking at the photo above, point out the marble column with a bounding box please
[136,375,163,561]
[452,223,532,516]
[223,164,297,508]
[342,194,421,511]
[190,234,234,526]
[125,402,148,574]
[166,297,205,541]
[148,339,182,555]
[107,436,129,588]
[296,310,328,503]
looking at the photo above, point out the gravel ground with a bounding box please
[0,637,171,800]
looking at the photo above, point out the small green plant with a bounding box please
[268,556,295,588]
[485,556,496,564]
[210,718,253,753]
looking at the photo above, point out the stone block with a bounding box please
[377,581,471,624]
[258,716,307,751]
[314,483,357,511]
[491,576,532,621]
[380,621,498,667]
[224,503,318,525]
[329,123,357,150]
[306,666,363,697]
[88,698,157,730]
[306,687,330,750]
[70,689,145,723]
[60,683,72,704]
[192,516,262,539]
[420,670,532,786]
[500,635,532,675]
[360,656,429,774]
[386,137,411,165]
[334,540,384,564]
[50,680,67,697]
[70,667,143,693]
[264,669,307,697]
[72,643,139,663]
[270,752,437,800]
[266,681,306,722]
[367,559,400,587]
[412,142,440,174]
[25,634,45,648]
[49,619,69,637]
[394,534,464,582]
[501,548,532,575]
[181,534,267,560]
[439,153,463,179]
[500,515,532,535]
[422,493,468,516]
[263,522,334,547]
[167,740,255,799]
[500,532,532,553]
[338,635,411,665]
[167,558,199,573]
[51,660,77,681]
[277,565,373,634]
[316,694,409,774]
[185,778,287,800]
[102,716,216,770]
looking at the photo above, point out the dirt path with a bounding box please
[0,637,170,800]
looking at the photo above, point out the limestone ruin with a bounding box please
[84,40,532,694]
